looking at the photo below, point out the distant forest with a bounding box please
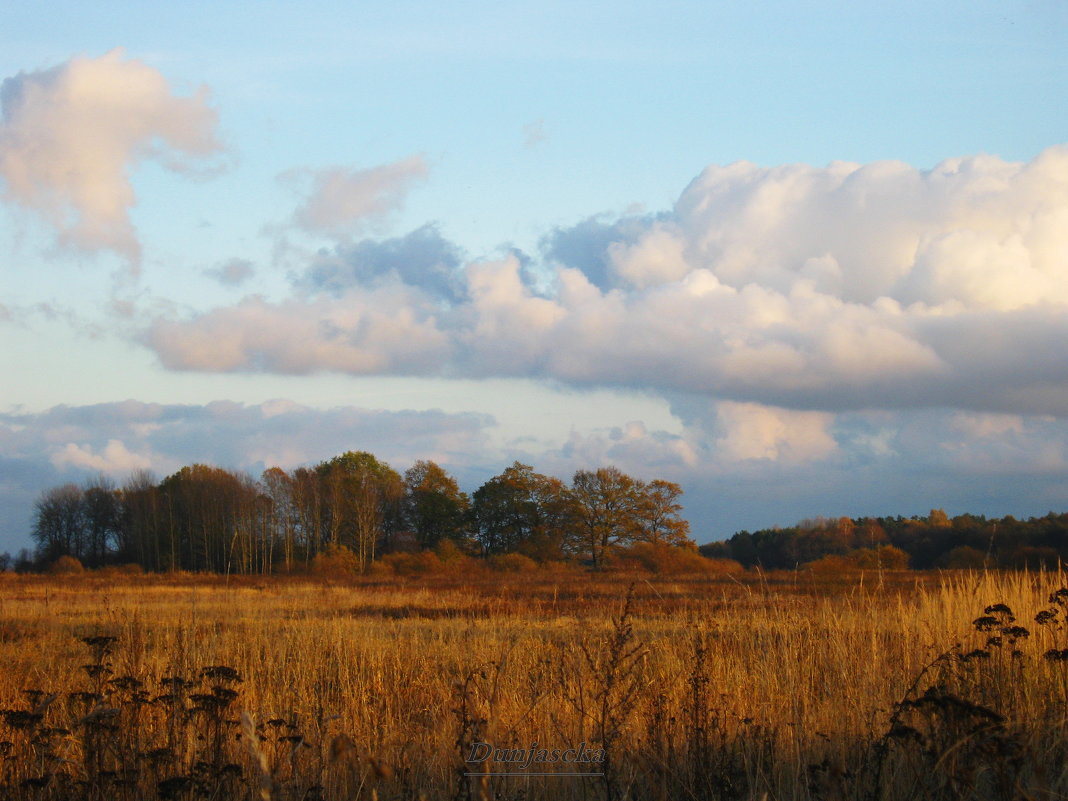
[18,453,691,574]
[698,510,1068,571]
[13,450,1068,575]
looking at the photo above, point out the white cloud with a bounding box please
[714,402,837,463]
[0,49,220,262]
[145,144,1068,417]
[51,439,153,474]
[149,284,453,374]
[284,156,428,238]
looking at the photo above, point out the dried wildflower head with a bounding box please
[2,710,43,730]
[1035,609,1058,625]
[108,675,143,692]
[82,663,113,679]
[984,603,1014,618]
[201,665,243,683]
[1001,625,1030,643]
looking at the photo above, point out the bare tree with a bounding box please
[32,484,86,563]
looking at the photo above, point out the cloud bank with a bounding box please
[0,400,495,551]
[0,49,220,262]
[149,145,1068,417]
[3,398,1067,550]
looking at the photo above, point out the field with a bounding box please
[1,567,1067,800]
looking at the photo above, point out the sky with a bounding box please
[2,1,1068,552]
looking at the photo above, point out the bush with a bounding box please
[310,544,361,578]
[807,545,910,573]
[365,560,394,577]
[487,553,538,573]
[381,551,442,576]
[48,555,84,575]
[939,545,988,570]
[613,542,744,575]
[434,538,469,562]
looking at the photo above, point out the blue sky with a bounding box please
[2,1,1068,552]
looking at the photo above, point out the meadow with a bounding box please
[0,567,1066,800]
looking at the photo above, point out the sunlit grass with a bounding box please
[0,567,1066,799]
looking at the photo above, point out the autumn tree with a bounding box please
[291,466,323,564]
[118,470,162,568]
[317,451,404,570]
[569,467,640,567]
[471,462,570,559]
[631,479,691,546]
[403,460,469,549]
[262,467,297,571]
[157,464,259,572]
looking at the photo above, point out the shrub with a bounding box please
[807,545,910,573]
[939,545,988,570]
[310,544,361,578]
[852,545,910,570]
[487,553,538,572]
[381,550,442,576]
[806,554,855,574]
[48,555,84,575]
[433,538,467,562]
[613,542,743,575]
[96,563,145,578]
[366,559,394,577]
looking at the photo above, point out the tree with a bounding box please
[291,467,323,565]
[158,465,257,572]
[32,484,86,563]
[471,462,570,559]
[403,460,469,549]
[317,452,404,570]
[82,475,121,567]
[569,467,640,566]
[118,470,161,568]
[632,479,691,546]
[262,467,298,571]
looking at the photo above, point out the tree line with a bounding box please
[25,453,692,573]
[699,509,1068,570]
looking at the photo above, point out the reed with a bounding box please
[0,567,1065,799]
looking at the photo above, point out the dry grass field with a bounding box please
[1,567,1067,800]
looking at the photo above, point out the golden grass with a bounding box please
[0,568,1067,799]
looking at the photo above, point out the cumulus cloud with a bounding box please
[147,144,1068,417]
[51,439,154,473]
[712,402,837,463]
[0,49,220,262]
[539,213,657,290]
[301,225,464,302]
[283,156,428,238]
[149,284,453,374]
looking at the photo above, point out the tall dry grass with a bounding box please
[0,568,1065,799]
